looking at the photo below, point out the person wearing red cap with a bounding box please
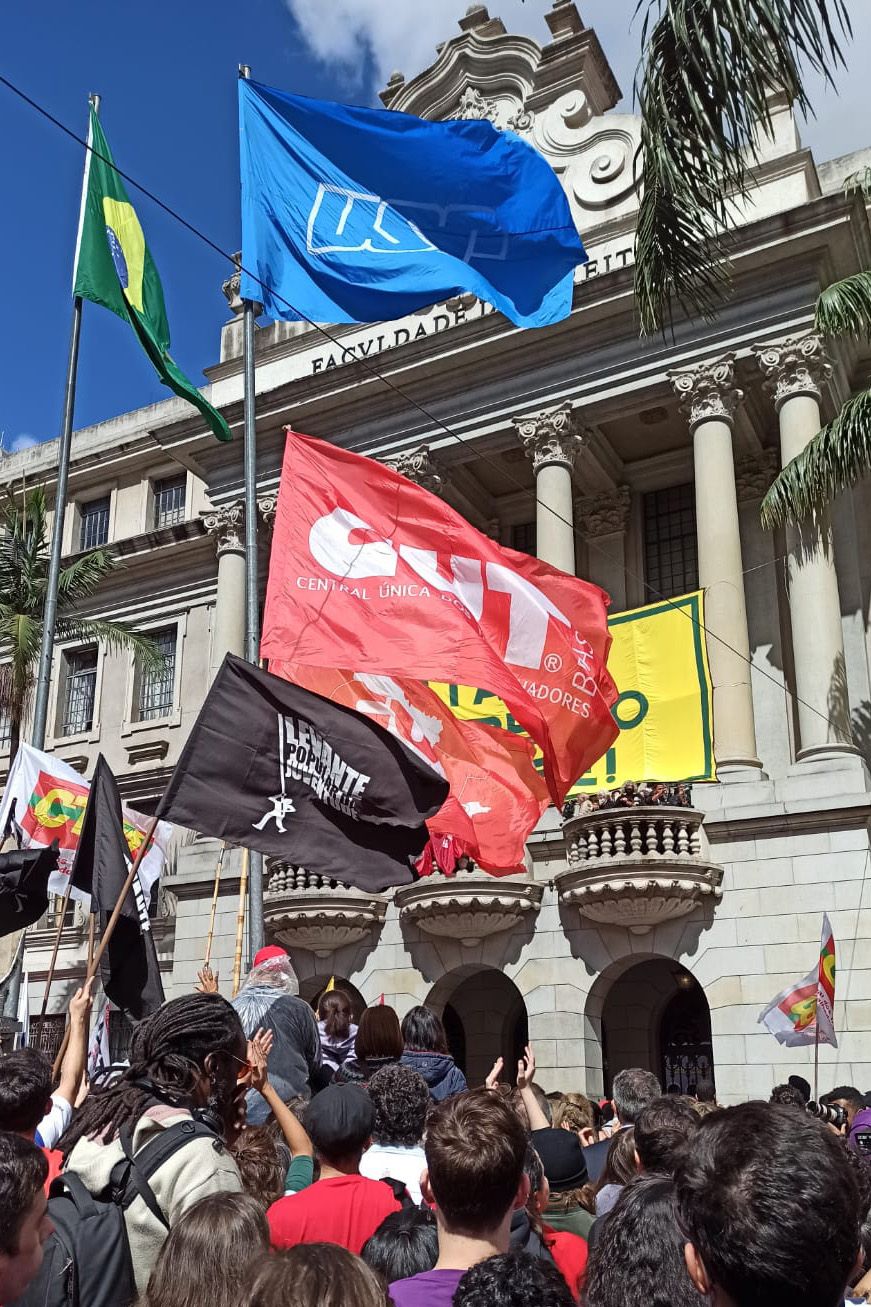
[232,946,322,1123]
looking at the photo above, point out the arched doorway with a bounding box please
[598,959,714,1096]
[425,966,528,1087]
[298,974,368,1022]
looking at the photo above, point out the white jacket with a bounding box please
[65,1103,241,1295]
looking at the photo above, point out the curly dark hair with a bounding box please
[59,993,246,1155]
[367,1064,429,1147]
[770,1083,806,1109]
[232,1126,289,1204]
[453,1251,574,1307]
[584,1176,703,1307]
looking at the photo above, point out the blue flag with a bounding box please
[239,79,587,329]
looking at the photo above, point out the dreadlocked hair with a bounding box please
[59,993,245,1157]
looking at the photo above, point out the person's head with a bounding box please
[355,1006,404,1062]
[584,1175,703,1307]
[401,1005,449,1054]
[510,1082,552,1129]
[367,1064,429,1147]
[634,1096,700,1177]
[788,1074,811,1105]
[611,1068,662,1125]
[143,1192,269,1307]
[60,992,247,1155]
[318,989,354,1041]
[361,1207,438,1284]
[528,1127,588,1196]
[551,1091,599,1146]
[769,1083,806,1109]
[695,1080,717,1104]
[523,1143,549,1217]
[676,1101,862,1307]
[423,1089,528,1238]
[0,1049,54,1136]
[305,1082,375,1169]
[242,1245,386,1307]
[595,1125,637,1192]
[822,1085,867,1128]
[231,1126,289,1205]
[240,947,298,994]
[453,1250,575,1307]
[0,1131,51,1303]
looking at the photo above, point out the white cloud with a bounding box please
[8,433,38,453]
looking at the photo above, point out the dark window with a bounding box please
[137,627,177,721]
[153,475,186,529]
[643,483,698,599]
[62,647,98,735]
[510,521,536,556]
[80,497,110,550]
[0,701,10,748]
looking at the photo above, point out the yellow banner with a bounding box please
[430,591,714,795]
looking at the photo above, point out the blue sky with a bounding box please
[2,0,869,451]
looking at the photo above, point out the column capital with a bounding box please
[383,445,444,495]
[753,333,832,410]
[575,487,631,540]
[514,402,587,473]
[735,450,780,503]
[257,495,277,533]
[203,502,244,556]
[668,352,743,431]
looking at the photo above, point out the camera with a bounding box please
[806,1099,848,1129]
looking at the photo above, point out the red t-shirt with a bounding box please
[42,1148,63,1194]
[543,1224,588,1300]
[267,1174,401,1254]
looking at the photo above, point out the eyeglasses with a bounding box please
[225,1051,253,1083]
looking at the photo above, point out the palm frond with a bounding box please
[57,549,116,604]
[761,386,871,527]
[816,270,871,340]
[54,619,164,672]
[635,0,851,334]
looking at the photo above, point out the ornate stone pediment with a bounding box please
[379,3,639,234]
[264,862,387,957]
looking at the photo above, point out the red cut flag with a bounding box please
[263,432,618,805]
[275,663,549,873]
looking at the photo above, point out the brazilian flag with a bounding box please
[73,107,231,442]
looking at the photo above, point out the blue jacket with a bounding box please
[400,1049,467,1102]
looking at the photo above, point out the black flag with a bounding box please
[70,755,164,1019]
[0,844,60,936]
[157,655,449,892]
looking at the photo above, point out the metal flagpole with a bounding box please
[238,65,264,959]
[4,93,100,1024]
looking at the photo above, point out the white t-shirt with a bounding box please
[34,1093,73,1149]
[360,1143,426,1205]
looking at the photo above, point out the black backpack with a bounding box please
[12,1117,223,1307]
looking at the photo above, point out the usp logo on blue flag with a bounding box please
[239,79,587,329]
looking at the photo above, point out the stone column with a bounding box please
[669,353,762,774]
[753,334,854,760]
[203,503,245,679]
[576,488,631,611]
[514,403,585,574]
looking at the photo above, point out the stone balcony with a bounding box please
[264,862,388,957]
[556,804,723,934]
[394,865,543,947]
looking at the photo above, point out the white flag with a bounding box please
[87,1000,111,1078]
[0,743,171,904]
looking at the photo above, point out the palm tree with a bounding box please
[760,168,871,527]
[0,485,160,758]
[634,0,851,334]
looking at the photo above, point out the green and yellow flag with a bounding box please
[73,107,231,442]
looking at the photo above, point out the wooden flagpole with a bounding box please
[39,881,74,1020]
[86,912,95,971]
[51,814,160,1070]
[232,848,249,998]
[203,844,226,969]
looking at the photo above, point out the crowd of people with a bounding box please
[568,780,694,817]
[1,944,870,1307]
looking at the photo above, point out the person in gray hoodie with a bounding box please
[400,1006,467,1103]
[59,993,244,1296]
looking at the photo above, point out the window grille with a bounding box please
[153,476,186,529]
[79,497,110,550]
[62,648,98,735]
[137,627,177,721]
[643,483,698,599]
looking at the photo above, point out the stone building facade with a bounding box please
[10,3,871,1100]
